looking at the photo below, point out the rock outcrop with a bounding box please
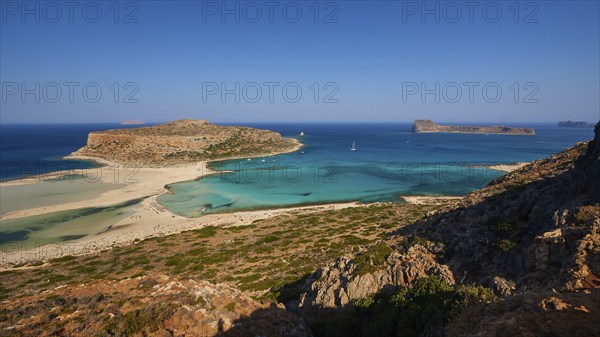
[412,119,535,135]
[300,242,454,314]
[0,275,311,337]
[448,290,600,337]
[72,119,299,167]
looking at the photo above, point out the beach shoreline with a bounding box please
[0,138,303,220]
[484,162,529,173]
[400,195,464,205]
[0,200,363,268]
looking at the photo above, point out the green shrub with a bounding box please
[495,222,513,232]
[195,226,218,238]
[311,276,495,337]
[50,255,76,263]
[224,302,236,312]
[104,303,174,335]
[352,243,393,277]
[498,239,516,252]
[575,206,599,223]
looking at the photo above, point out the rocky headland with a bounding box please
[413,119,536,135]
[71,119,300,167]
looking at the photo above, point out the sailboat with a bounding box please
[299,131,305,136]
[350,141,357,151]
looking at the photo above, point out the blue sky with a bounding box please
[1,0,599,123]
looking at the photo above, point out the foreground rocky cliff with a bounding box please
[413,119,535,135]
[72,119,299,166]
[300,122,599,336]
[0,275,311,337]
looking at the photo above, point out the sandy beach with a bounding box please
[0,159,210,221]
[0,139,302,221]
[400,195,464,205]
[486,162,529,172]
[0,199,362,266]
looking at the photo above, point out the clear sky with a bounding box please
[1,0,599,123]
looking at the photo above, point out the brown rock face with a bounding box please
[72,119,299,167]
[299,242,455,315]
[0,275,311,337]
[449,290,600,337]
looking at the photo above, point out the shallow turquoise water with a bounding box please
[0,199,142,247]
[157,123,594,217]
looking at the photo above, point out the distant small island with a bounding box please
[558,121,595,128]
[121,119,145,125]
[412,120,535,135]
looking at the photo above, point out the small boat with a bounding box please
[299,131,304,136]
[261,158,266,162]
[350,141,357,151]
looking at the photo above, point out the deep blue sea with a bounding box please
[0,124,138,181]
[1,123,594,217]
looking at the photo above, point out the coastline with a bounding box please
[0,137,350,266]
[0,200,362,267]
[400,195,464,205]
[0,135,517,266]
[0,138,303,220]
[484,162,529,173]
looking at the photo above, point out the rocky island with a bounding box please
[71,119,300,167]
[558,120,596,128]
[120,119,145,125]
[413,119,535,135]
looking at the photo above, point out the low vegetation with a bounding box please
[311,276,495,337]
[0,202,449,305]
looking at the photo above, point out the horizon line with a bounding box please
[1,120,597,125]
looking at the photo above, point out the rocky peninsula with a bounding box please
[413,119,535,135]
[71,119,300,167]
